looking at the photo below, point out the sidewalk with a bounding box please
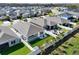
[44,30,57,38]
[57,24,73,30]
[69,22,76,26]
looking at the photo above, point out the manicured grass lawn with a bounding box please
[62,29,69,33]
[30,35,55,47]
[0,21,3,26]
[0,43,31,55]
[51,33,79,55]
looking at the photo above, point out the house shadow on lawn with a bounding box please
[29,35,50,46]
[29,34,50,45]
[0,43,24,55]
[29,38,43,45]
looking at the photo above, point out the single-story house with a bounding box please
[69,12,79,20]
[44,16,62,30]
[8,11,17,20]
[57,7,69,12]
[12,21,45,42]
[0,10,6,20]
[59,12,73,20]
[0,26,21,50]
[30,16,62,30]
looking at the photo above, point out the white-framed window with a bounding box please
[11,40,15,44]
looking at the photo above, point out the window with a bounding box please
[11,40,15,44]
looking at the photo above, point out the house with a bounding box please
[12,21,45,42]
[8,11,17,20]
[51,7,65,16]
[0,26,21,50]
[30,16,62,30]
[59,12,73,20]
[59,12,77,28]
[68,11,79,20]
[44,16,62,30]
[0,10,6,20]
[59,12,77,22]
[30,16,63,37]
[22,13,30,18]
[57,7,68,12]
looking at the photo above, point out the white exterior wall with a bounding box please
[38,32,47,39]
[8,38,21,47]
[28,34,38,42]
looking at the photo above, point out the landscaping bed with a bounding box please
[0,43,31,55]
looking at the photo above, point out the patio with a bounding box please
[45,25,68,38]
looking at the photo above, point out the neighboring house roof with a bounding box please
[31,17,46,27]
[59,12,73,19]
[45,16,62,26]
[0,26,19,45]
[12,21,44,37]
[69,12,79,18]
[31,16,62,27]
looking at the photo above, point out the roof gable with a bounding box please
[0,26,18,38]
[31,17,46,27]
[13,21,44,37]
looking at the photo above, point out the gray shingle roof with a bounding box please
[31,17,46,27]
[12,21,44,37]
[0,26,18,37]
[45,16,62,26]
[31,16,62,27]
[0,26,19,45]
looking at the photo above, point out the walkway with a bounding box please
[69,22,76,26]
[11,28,34,51]
[44,30,57,38]
[57,24,72,30]
[21,39,34,51]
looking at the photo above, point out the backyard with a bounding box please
[29,35,55,47]
[0,43,31,55]
[0,20,3,26]
[51,33,79,55]
[29,28,69,48]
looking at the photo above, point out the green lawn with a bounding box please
[51,33,79,55]
[0,43,31,55]
[30,35,55,47]
[0,21,3,26]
